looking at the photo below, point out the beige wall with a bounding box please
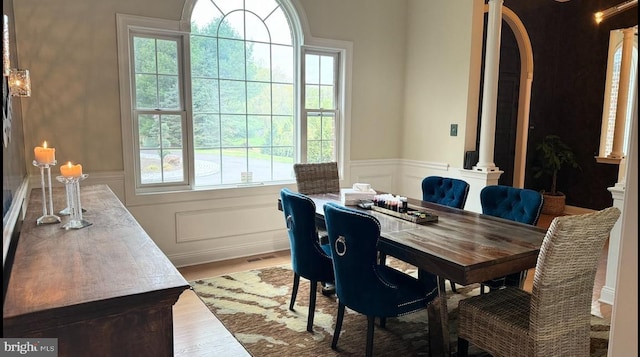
[13,0,183,176]
[402,0,482,168]
[299,0,407,160]
[13,0,483,174]
[14,0,412,175]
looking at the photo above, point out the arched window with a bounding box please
[117,0,347,195]
[190,0,296,186]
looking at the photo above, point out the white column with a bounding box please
[608,27,634,159]
[600,185,625,305]
[617,157,627,185]
[608,61,638,357]
[474,0,503,172]
[600,27,635,306]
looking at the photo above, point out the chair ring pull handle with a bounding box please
[335,236,347,256]
[286,215,293,230]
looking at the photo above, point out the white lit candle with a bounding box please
[34,141,56,165]
[60,162,83,178]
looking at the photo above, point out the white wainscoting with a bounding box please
[175,203,284,243]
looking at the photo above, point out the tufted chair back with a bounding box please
[323,202,437,316]
[280,188,334,282]
[280,188,335,332]
[478,185,543,293]
[422,176,470,209]
[323,202,438,356]
[480,185,543,225]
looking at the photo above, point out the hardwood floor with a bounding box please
[172,213,612,356]
[173,251,291,357]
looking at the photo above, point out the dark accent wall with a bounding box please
[504,0,637,210]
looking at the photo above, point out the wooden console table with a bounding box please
[3,185,189,357]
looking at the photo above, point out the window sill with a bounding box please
[125,181,296,207]
[595,156,622,164]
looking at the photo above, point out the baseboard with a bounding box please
[599,285,615,306]
[169,239,290,268]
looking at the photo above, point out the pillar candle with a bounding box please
[34,141,56,165]
[60,162,83,178]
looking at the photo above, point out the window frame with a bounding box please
[130,32,191,191]
[116,3,353,204]
[300,48,341,163]
[188,3,298,188]
[596,27,638,164]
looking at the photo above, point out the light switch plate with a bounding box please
[450,124,458,136]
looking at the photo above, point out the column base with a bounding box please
[599,285,615,306]
[459,169,504,213]
[471,165,501,172]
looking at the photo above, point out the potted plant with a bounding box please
[531,134,581,215]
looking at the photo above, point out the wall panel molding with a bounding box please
[176,203,284,243]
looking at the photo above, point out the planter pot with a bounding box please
[542,192,565,215]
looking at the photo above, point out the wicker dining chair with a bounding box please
[293,162,340,195]
[457,206,620,357]
[292,162,340,245]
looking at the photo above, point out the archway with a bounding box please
[481,5,534,188]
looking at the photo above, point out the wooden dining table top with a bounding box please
[306,193,548,286]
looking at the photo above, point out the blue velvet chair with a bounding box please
[421,176,470,292]
[421,176,470,210]
[323,202,438,357]
[280,188,335,332]
[479,185,544,293]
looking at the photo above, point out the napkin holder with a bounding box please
[341,183,377,206]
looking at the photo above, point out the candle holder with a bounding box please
[33,160,61,225]
[56,174,92,229]
[58,195,86,216]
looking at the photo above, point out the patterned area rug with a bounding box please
[191,259,610,356]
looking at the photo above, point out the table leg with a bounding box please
[427,275,450,357]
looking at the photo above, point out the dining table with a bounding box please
[293,192,548,357]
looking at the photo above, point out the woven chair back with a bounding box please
[529,206,620,353]
[293,162,340,195]
[279,188,334,282]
